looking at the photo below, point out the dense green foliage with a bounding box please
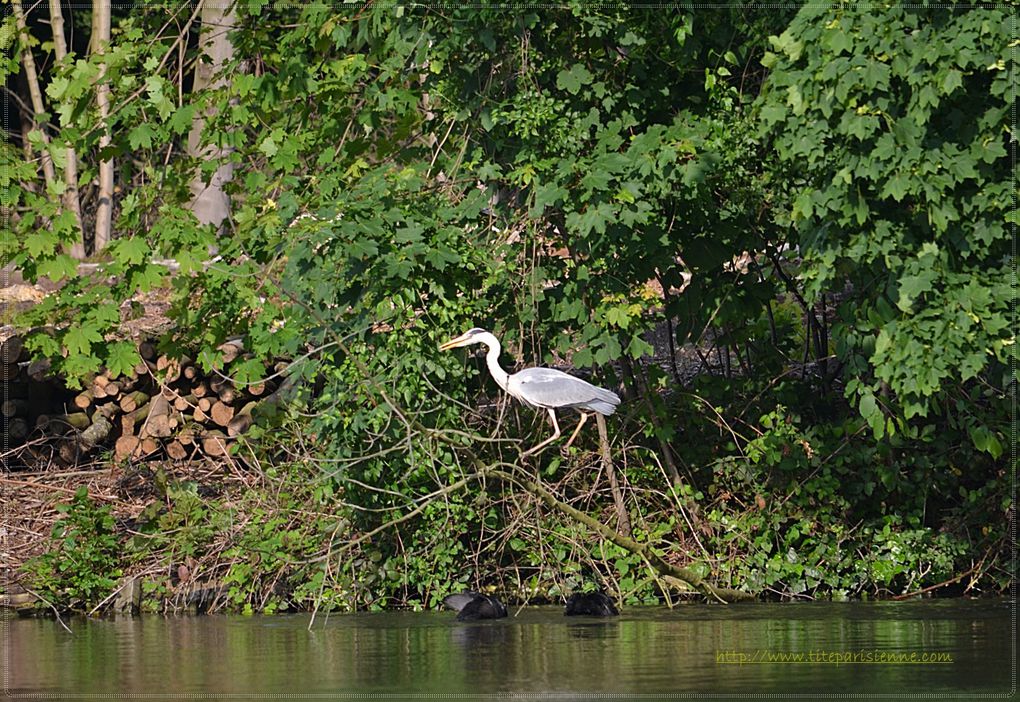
[759,5,1014,445]
[7,3,1014,612]
[24,488,122,612]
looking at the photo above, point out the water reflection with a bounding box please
[564,620,620,639]
[449,619,516,650]
[6,600,1014,696]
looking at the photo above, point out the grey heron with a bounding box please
[439,328,621,456]
[443,592,508,621]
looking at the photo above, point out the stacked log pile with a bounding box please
[2,333,32,447]
[2,334,293,466]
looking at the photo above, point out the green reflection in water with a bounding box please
[6,600,1013,698]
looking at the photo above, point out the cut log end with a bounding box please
[115,435,140,461]
[138,340,157,361]
[166,439,188,460]
[0,334,25,363]
[210,401,235,427]
[201,434,232,457]
[227,412,253,437]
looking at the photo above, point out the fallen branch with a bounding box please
[488,468,753,604]
[597,413,631,538]
[891,548,990,601]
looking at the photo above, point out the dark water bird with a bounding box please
[443,592,508,621]
[564,592,619,617]
[439,328,621,455]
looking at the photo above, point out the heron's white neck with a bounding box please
[477,332,510,392]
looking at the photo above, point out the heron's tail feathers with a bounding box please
[588,387,621,415]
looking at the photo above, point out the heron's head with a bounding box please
[439,328,489,351]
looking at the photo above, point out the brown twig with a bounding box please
[596,413,631,538]
[890,564,980,601]
[21,587,73,633]
[891,543,995,601]
[0,477,78,494]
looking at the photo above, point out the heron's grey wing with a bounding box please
[511,367,621,414]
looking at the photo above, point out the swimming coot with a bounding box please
[443,592,508,621]
[564,592,618,617]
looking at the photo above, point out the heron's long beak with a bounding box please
[439,333,472,351]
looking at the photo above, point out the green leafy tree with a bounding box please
[5,1,1012,608]
[758,4,1014,454]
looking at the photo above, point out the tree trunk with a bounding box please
[187,1,238,229]
[11,0,57,189]
[91,0,114,253]
[48,0,87,259]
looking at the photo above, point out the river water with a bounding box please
[5,599,1014,698]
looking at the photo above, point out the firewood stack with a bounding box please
[2,334,292,466]
[2,332,31,448]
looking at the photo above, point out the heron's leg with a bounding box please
[562,411,590,451]
[523,409,561,456]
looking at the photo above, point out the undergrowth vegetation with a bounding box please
[8,3,1014,613]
